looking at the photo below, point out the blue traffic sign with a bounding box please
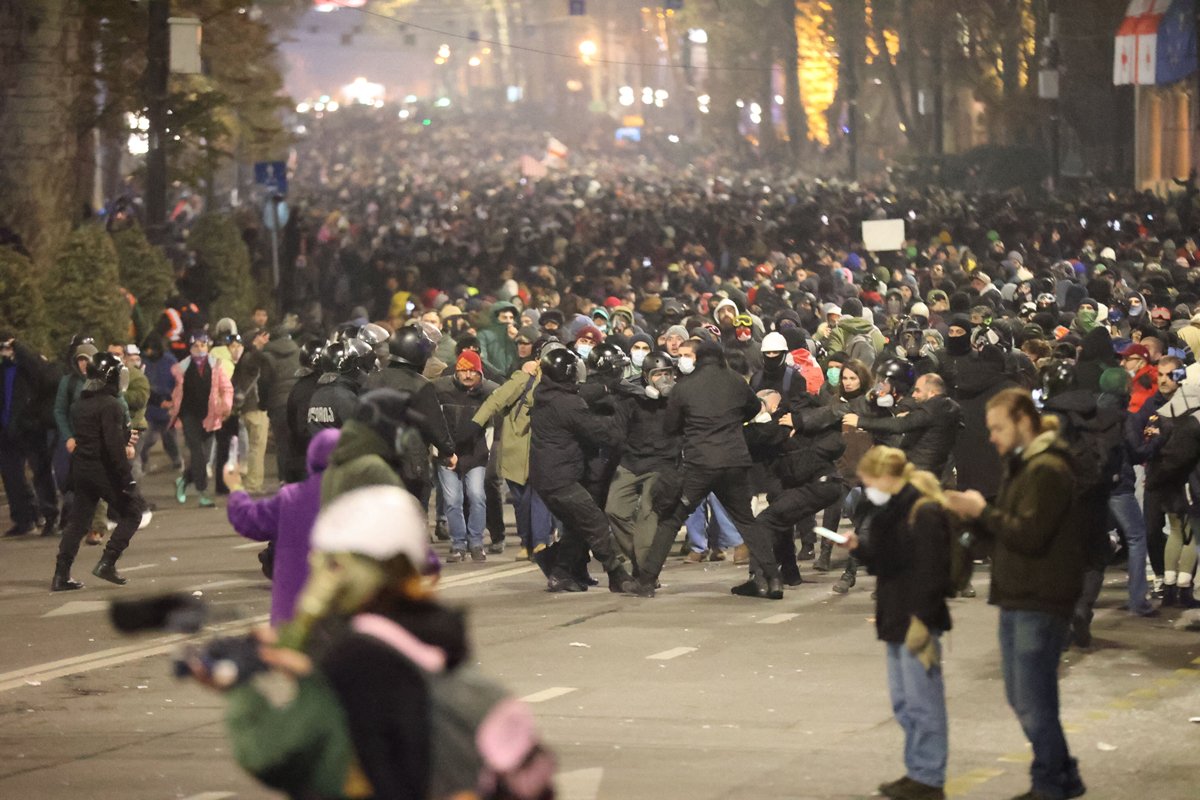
[254,161,288,196]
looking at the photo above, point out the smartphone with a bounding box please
[814,526,848,544]
[642,257,652,268]
[225,436,239,472]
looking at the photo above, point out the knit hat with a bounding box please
[663,324,689,341]
[1099,366,1132,396]
[574,325,604,345]
[439,304,464,321]
[909,302,930,321]
[455,350,483,374]
[516,325,539,344]
[841,297,864,317]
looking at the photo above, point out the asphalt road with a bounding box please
[1,464,1198,800]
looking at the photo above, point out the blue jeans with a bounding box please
[507,480,553,549]
[885,636,947,788]
[998,609,1082,799]
[439,465,486,551]
[1109,491,1153,615]
[686,493,743,553]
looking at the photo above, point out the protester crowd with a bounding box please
[6,107,1200,800]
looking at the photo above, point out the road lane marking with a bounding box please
[558,767,604,800]
[179,793,236,800]
[0,614,269,693]
[439,565,540,589]
[42,601,109,618]
[231,542,266,550]
[757,613,799,624]
[647,646,697,661]
[187,579,260,591]
[520,687,577,703]
[119,563,159,572]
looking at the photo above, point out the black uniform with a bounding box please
[529,379,630,588]
[56,386,145,583]
[639,353,781,589]
[306,374,362,436]
[285,370,321,481]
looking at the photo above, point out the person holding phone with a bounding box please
[841,445,954,800]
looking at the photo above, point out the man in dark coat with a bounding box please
[259,326,301,483]
[0,333,60,537]
[634,339,783,599]
[53,353,147,591]
[847,373,963,478]
[528,346,636,594]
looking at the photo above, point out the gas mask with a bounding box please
[283,551,389,647]
[645,371,676,399]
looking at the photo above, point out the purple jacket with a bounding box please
[226,429,340,626]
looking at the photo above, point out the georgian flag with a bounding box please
[1114,0,1171,85]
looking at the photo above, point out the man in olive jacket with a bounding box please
[947,388,1085,800]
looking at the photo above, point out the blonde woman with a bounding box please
[842,446,953,800]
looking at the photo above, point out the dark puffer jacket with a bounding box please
[856,394,963,475]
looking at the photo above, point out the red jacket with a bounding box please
[1128,364,1158,414]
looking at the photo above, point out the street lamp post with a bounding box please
[145,0,170,236]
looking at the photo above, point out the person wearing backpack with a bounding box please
[823,298,885,369]
[946,389,1086,800]
[1040,360,1126,646]
[840,446,954,800]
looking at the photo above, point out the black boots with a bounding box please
[731,574,784,600]
[1163,584,1179,607]
[51,564,84,592]
[92,556,127,585]
[1179,584,1199,609]
[813,541,832,572]
[607,566,638,595]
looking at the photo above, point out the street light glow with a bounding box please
[579,39,598,58]
[468,56,482,67]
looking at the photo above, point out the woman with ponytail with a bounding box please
[841,445,954,800]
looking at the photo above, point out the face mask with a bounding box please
[946,333,971,356]
[735,327,752,342]
[678,356,696,374]
[1129,304,1144,317]
[753,409,773,424]
[874,390,895,408]
[576,343,593,359]
[631,349,648,368]
[826,366,841,385]
[864,486,893,506]
[764,353,786,371]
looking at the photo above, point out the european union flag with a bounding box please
[1157,0,1197,85]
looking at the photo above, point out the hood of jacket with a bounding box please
[1078,327,1117,366]
[263,336,300,360]
[837,316,875,336]
[1158,383,1200,419]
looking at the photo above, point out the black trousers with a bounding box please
[643,465,779,582]
[1143,491,1167,577]
[0,431,58,529]
[755,479,844,582]
[215,414,240,493]
[180,414,212,492]
[57,474,144,572]
[269,410,300,483]
[539,482,625,577]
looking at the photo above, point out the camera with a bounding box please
[172,635,268,688]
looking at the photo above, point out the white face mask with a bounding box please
[864,486,893,506]
[678,356,696,374]
[631,349,649,368]
[875,391,895,408]
[753,409,773,424]
[576,343,593,359]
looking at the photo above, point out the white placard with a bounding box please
[862,219,906,252]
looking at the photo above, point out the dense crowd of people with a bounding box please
[6,107,1200,799]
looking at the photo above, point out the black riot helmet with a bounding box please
[322,339,375,376]
[299,339,326,371]
[357,323,390,363]
[585,341,630,379]
[330,323,361,343]
[86,352,129,393]
[387,325,435,369]
[875,357,916,395]
[540,346,581,385]
[1040,359,1077,401]
[641,350,677,381]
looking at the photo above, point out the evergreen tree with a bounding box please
[112,224,175,314]
[188,213,254,325]
[44,224,128,352]
[0,245,50,354]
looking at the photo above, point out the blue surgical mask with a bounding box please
[864,486,893,506]
[576,343,593,359]
[631,349,648,368]
[678,356,696,374]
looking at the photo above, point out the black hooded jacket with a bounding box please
[529,379,623,493]
[952,354,1017,497]
[1075,327,1118,393]
[664,356,761,469]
